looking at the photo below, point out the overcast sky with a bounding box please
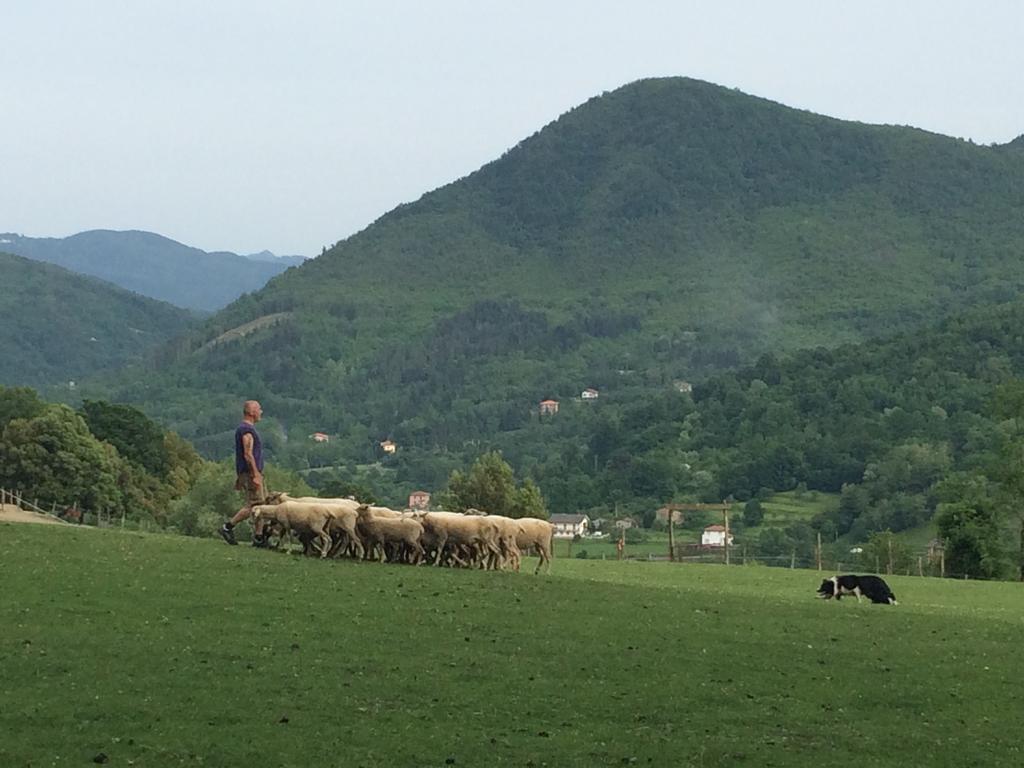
[2,1,1022,256]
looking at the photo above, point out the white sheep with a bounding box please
[419,512,502,568]
[355,505,425,564]
[516,518,555,574]
[251,501,334,558]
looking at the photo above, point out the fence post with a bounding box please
[816,532,822,571]
[790,550,795,569]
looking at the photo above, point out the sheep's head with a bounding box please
[465,507,488,516]
[263,491,288,504]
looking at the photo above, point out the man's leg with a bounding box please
[220,505,251,545]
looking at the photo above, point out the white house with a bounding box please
[701,524,734,548]
[581,387,599,400]
[550,513,590,539]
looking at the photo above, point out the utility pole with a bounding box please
[724,507,731,566]
[815,532,822,571]
[668,509,675,562]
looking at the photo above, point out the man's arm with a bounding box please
[242,433,262,487]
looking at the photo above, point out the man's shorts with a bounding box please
[235,472,269,507]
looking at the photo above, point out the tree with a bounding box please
[0,405,121,513]
[80,399,169,476]
[0,386,46,431]
[743,498,764,527]
[442,451,547,519]
[992,381,1024,580]
[510,478,548,520]
[934,473,1007,580]
[859,531,912,575]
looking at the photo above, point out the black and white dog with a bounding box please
[817,574,897,605]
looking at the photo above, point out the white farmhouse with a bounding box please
[701,524,734,548]
[550,513,590,539]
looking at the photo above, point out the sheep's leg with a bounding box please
[350,529,365,560]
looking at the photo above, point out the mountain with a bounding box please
[0,251,195,387]
[96,77,1024,466]
[0,230,306,311]
[243,250,306,267]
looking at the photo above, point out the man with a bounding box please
[220,400,269,546]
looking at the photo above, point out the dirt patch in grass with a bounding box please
[0,504,68,525]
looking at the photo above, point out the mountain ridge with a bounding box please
[0,251,195,386]
[0,229,306,311]
[85,77,1024,464]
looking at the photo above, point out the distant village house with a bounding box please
[380,439,397,454]
[673,380,693,393]
[408,490,431,510]
[550,513,590,538]
[581,387,599,400]
[539,398,559,415]
[310,432,330,443]
[701,524,734,548]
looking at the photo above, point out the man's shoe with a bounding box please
[252,535,270,549]
[219,524,238,545]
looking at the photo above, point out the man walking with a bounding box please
[220,399,269,546]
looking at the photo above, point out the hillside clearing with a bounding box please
[1,524,1021,767]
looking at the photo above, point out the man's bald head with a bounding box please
[243,400,263,421]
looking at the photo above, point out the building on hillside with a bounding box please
[310,432,330,443]
[581,387,599,400]
[539,398,559,415]
[655,506,685,524]
[550,513,590,538]
[701,524,734,548]
[673,380,693,393]
[614,518,635,530]
[379,439,397,454]
[408,490,431,510]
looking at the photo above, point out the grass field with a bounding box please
[2,523,1022,767]
[758,490,837,527]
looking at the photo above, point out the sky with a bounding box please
[2,1,1023,256]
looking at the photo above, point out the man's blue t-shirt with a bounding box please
[235,422,264,475]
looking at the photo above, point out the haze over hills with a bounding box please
[0,230,306,311]
[84,77,1024,467]
[0,251,195,387]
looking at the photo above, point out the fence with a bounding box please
[0,487,66,521]
[0,487,151,530]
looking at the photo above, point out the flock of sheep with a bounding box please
[251,494,555,574]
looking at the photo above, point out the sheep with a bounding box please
[264,492,360,511]
[465,509,521,571]
[516,518,555,574]
[419,512,502,569]
[355,505,425,564]
[323,505,365,560]
[251,501,334,558]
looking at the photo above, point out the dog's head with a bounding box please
[816,579,836,599]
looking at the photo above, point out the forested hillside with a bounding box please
[82,78,1024,506]
[0,230,304,311]
[0,252,195,386]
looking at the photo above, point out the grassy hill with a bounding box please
[0,251,195,386]
[3,523,1022,767]
[92,77,1024,462]
[0,230,304,311]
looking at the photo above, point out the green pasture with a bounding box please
[2,523,1022,767]
[758,490,837,527]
